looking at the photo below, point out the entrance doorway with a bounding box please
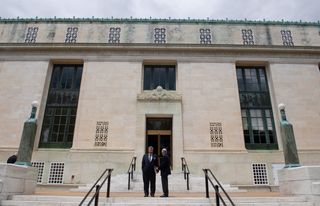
[146,117,172,165]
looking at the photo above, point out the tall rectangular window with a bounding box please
[143,65,176,90]
[236,67,278,150]
[39,65,83,148]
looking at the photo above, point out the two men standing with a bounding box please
[142,146,171,197]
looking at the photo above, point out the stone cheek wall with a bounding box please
[0,19,319,46]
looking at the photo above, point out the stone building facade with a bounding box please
[0,18,319,186]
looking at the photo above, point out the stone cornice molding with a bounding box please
[137,86,182,102]
[0,43,319,55]
[0,17,319,26]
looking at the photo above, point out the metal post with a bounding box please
[187,173,190,190]
[128,172,130,190]
[181,158,183,171]
[204,169,209,198]
[94,185,100,206]
[131,166,134,180]
[215,185,220,206]
[107,172,111,198]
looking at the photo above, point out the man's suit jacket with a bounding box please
[142,153,158,175]
[159,155,171,176]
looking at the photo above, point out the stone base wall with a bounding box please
[0,164,37,200]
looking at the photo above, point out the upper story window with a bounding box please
[143,65,176,90]
[39,64,83,148]
[236,66,278,150]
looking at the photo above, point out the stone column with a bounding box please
[15,101,38,166]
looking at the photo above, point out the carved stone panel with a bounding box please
[154,28,166,44]
[242,29,254,45]
[108,27,121,43]
[210,122,223,147]
[199,28,212,44]
[281,30,294,46]
[94,121,109,147]
[25,27,38,43]
[137,86,182,102]
[65,27,78,43]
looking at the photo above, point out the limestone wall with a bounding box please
[0,20,319,46]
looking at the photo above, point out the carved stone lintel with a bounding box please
[137,86,182,102]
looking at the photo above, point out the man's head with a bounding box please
[148,146,154,154]
[161,148,167,156]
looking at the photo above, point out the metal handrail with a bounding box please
[127,156,137,190]
[203,169,235,206]
[181,157,190,190]
[79,168,113,206]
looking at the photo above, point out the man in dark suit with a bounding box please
[159,148,171,197]
[142,146,158,197]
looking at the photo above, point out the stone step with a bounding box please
[1,195,312,206]
[72,172,245,193]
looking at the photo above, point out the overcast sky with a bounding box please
[0,0,319,22]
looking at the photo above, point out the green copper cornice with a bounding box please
[0,17,319,26]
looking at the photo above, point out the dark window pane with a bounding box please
[143,65,176,90]
[168,67,176,90]
[146,118,172,130]
[50,67,61,89]
[60,67,74,89]
[144,67,152,90]
[74,67,83,89]
[40,65,83,148]
[236,67,277,150]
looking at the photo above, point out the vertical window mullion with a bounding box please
[247,109,254,144]
[165,67,169,90]
[150,67,154,89]
[256,68,262,91]
[63,108,71,143]
[262,109,270,144]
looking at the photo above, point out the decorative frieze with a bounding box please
[281,30,294,46]
[25,27,38,43]
[108,27,121,43]
[65,27,78,43]
[199,28,212,44]
[137,86,182,102]
[210,122,223,147]
[94,121,109,147]
[241,29,254,45]
[154,28,166,44]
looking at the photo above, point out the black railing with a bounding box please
[181,157,190,190]
[79,168,113,206]
[203,169,235,206]
[127,156,137,190]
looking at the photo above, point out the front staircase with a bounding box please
[1,194,313,205]
[72,171,244,193]
[0,157,315,205]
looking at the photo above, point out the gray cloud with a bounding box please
[0,0,319,21]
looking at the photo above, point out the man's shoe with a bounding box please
[144,194,148,197]
[151,194,155,197]
[160,194,168,197]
